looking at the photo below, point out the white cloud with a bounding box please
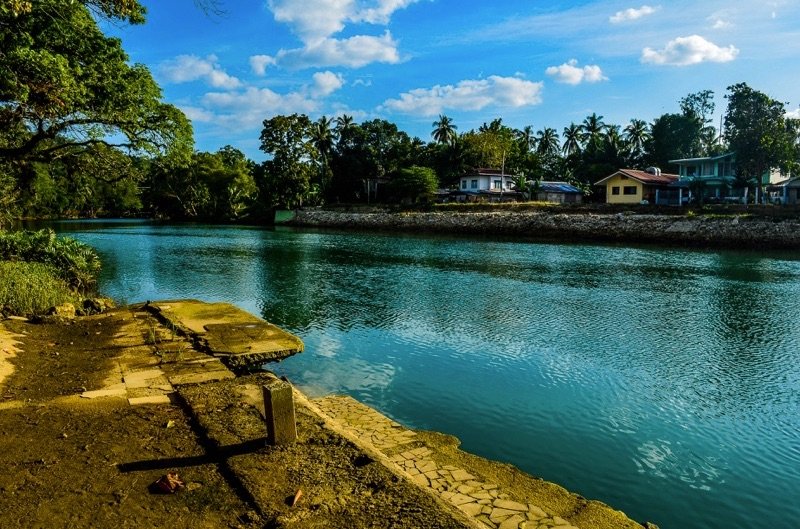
[609,5,659,24]
[158,55,242,89]
[786,108,800,119]
[641,35,739,66]
[249,55,275,76]
[265,32,401,69]
[310,71,345,97]
[711,18,733,29]
[382,75,543,116]
[353,78,372,87]
[268,0,418,44]
[545,59,608,85]
[201,87,320,128]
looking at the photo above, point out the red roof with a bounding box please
[595,169,679,186]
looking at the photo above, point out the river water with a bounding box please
[45,219,800,529]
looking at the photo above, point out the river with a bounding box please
[45,219,800,529]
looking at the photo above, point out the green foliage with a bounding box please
[0,229,100,291]
[0,261,79,317]
[646,113,703,171]
[389,166,438,203]
[724,83,797,181]
[0,0,192,163]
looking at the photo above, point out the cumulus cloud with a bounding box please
[201,87,320,128]
[249,55,275,76]
[261,0,414,70]
[786,108,800,119]
[610,5,659,23]
[158,55,242,89]
[641,35,739,66]
[261,32,401,69]
[268,0,418,43]
[382,75,544,116]
[545,59,607,85]
[310,71,345,97]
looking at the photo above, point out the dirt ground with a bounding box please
[0,313,473,529]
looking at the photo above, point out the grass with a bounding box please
[0,261,80,317]
[0,229,101,292]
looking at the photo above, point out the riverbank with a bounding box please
[0,300,655,529]
[287,208,800,249]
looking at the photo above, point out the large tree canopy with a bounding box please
[724,83,796,181]
[0,0,192,163]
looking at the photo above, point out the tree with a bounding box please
[623,119,650,166]
[0,1,192,164]
[724,83,797,198]
[309,116,334,195]
[646,113,703,171]
[259,114,315,208]
[562,123,584,157]
[389,166,438,203]
[535,128,560,158]
[432,115,458,145]
[580,113,606,155]
[680,90,717,154]
[516,125,536,153]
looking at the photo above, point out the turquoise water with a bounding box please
[46,220,800,529]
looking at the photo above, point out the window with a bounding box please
[623,186,637,195]
[471,179,478,189]
[611,186,620,195]
[493,180,502,189]
[461,180,467,190]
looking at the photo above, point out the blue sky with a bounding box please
[106,0,800,160]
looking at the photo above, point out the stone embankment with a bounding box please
[289,209,800,249]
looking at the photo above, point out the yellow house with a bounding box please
[595,168,679,204]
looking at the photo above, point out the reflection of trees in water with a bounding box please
[254,230,557,340]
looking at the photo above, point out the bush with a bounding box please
[0,261,79,317]
[0,229,100,292]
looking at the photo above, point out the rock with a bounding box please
[80,298,115,316]
[36,303,76,323]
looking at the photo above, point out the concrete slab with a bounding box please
[145,299,303,367]
[80,388,128,399]
[168,370,235,386]
[203,322,303,365]
[128,395,173,406]
[148,300,263,335]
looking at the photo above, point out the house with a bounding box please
[669,152,789,203]
[535,181,583,204]
[766,176,800,205]
[595,168,678,204]
[455,168,521,202]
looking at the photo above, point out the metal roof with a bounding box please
[538,182,582,194]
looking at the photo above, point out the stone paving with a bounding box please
[79,306,234,406]
[315,395,580,529]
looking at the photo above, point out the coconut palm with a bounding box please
[516,125,536,152]
[535,127,560,157]
[432,114,458,145]
[334,114,354,135]
[580,113,606,154]
[604,124,623,159]
[309,116,334,191]
[623,119,650,163]
[562,123,584,157]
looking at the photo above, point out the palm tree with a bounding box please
[516,125,536,153]
[334,114,354,135]
[604,124,623,160]
[580,113,606,154]
[536,127,560,157]
[309,116,334,191]
[432,114,458,145]
[562,123,584,157]
[623,119,650,164]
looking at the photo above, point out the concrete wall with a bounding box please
[290,209,800,249]
[604,174,643,204]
